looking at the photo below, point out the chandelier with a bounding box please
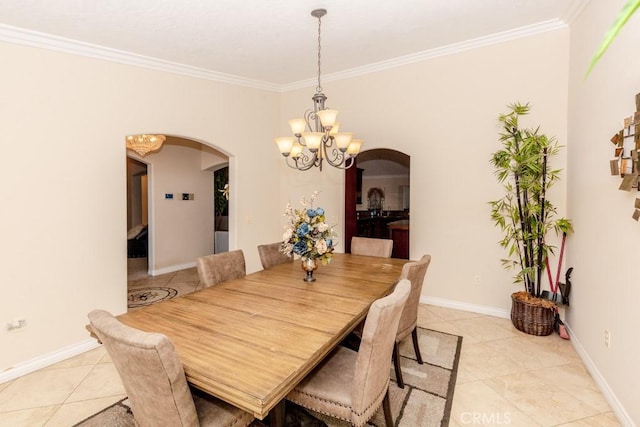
[275,9,362,171]
[126,134,166,156]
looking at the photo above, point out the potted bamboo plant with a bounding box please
[490,103,573,336]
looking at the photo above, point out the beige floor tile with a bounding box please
[45,395,125,427]
[533,363,613,413]
[530,333,582,364]
[557,412,621,426]
[480,336,578,371]
[0,380,14,394]
[484,314,517,330]
[65,364,125,403]
[172,267,199,282]
[450,380,540,426]
[98,350,113,364]
[127,272,175,288]
[0,405,59,427]
[485,371,601,426]
[420,321,477,343]
[457,341,524,380]
[449,316,521,342]
[167,280,200,296]
[43,347,107,371]
[422,305,483,322]
[454,365,479,385]
[0,366,93,412]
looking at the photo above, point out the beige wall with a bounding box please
[567,1,640,423]
[0,40,280,371]
[280,28,570,312]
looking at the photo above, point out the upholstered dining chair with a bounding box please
[257,242,292,270]
[88,310,254,427]
[350,236,393,258]
[393,254,432,389]
[196,249,246,288]
[286,280,411,427]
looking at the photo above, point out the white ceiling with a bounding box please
[0,0,587,88]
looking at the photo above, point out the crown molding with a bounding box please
[282,19,568,92]
[0,24,281,92]
[561,0,590,25]
[1,19,567,94]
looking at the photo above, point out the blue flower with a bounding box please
[325,239,332,248]
[307,209,316,217]
[293,240,307,255]
[316,207,325,215]
[297,223,310,236]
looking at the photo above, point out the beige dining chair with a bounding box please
[257,242,292,270]
[196,249,246,287]
[350,236,393,258]
[286,280,411,427]
[393,254,432,388]
[88,309,254,427]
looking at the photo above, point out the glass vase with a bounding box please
[301,258,317,282]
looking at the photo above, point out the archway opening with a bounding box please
[345,149,410,258]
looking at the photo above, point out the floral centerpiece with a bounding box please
[281,191,337,281]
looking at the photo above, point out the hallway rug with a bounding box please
[75,328,462,427]
[127,286,178,308]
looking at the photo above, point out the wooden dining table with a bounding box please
[115,253,408,425]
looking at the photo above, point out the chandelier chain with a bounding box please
[316,13,322,93]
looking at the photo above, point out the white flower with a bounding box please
[283,229,293,241]
[317,222,329,233]
[315,239,327,255]
[284,203,293,217]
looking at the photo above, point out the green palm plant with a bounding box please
[490,103,573,298]
[587,0,640,75]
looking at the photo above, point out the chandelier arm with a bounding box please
[324,146,349,168]
[289,151,320,171]
[331,156,357,170]
[304,109,318,133]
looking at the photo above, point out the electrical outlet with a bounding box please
[474,275,481,285]
[7,317,27,332]
[604,329,611,348]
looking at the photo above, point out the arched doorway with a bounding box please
[345,149,410,258]
[126,136,230,276]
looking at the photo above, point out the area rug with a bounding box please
[76,328,461,427]
[127,286,178,308]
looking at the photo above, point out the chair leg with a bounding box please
[411,327,423,365]
[382,388,393,427]
[393,342,404,389]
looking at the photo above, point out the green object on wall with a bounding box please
[587,0,640,75]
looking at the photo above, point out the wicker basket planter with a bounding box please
[510,292,556,336]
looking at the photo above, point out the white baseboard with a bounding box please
[563,323,636,427]
[0,339,100,384]
[151,261,196,276]
[421,295,511,319]
[423,296,634,426]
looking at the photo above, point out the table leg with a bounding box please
[269,400,285,427]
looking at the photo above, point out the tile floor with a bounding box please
[0,260,621,426]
